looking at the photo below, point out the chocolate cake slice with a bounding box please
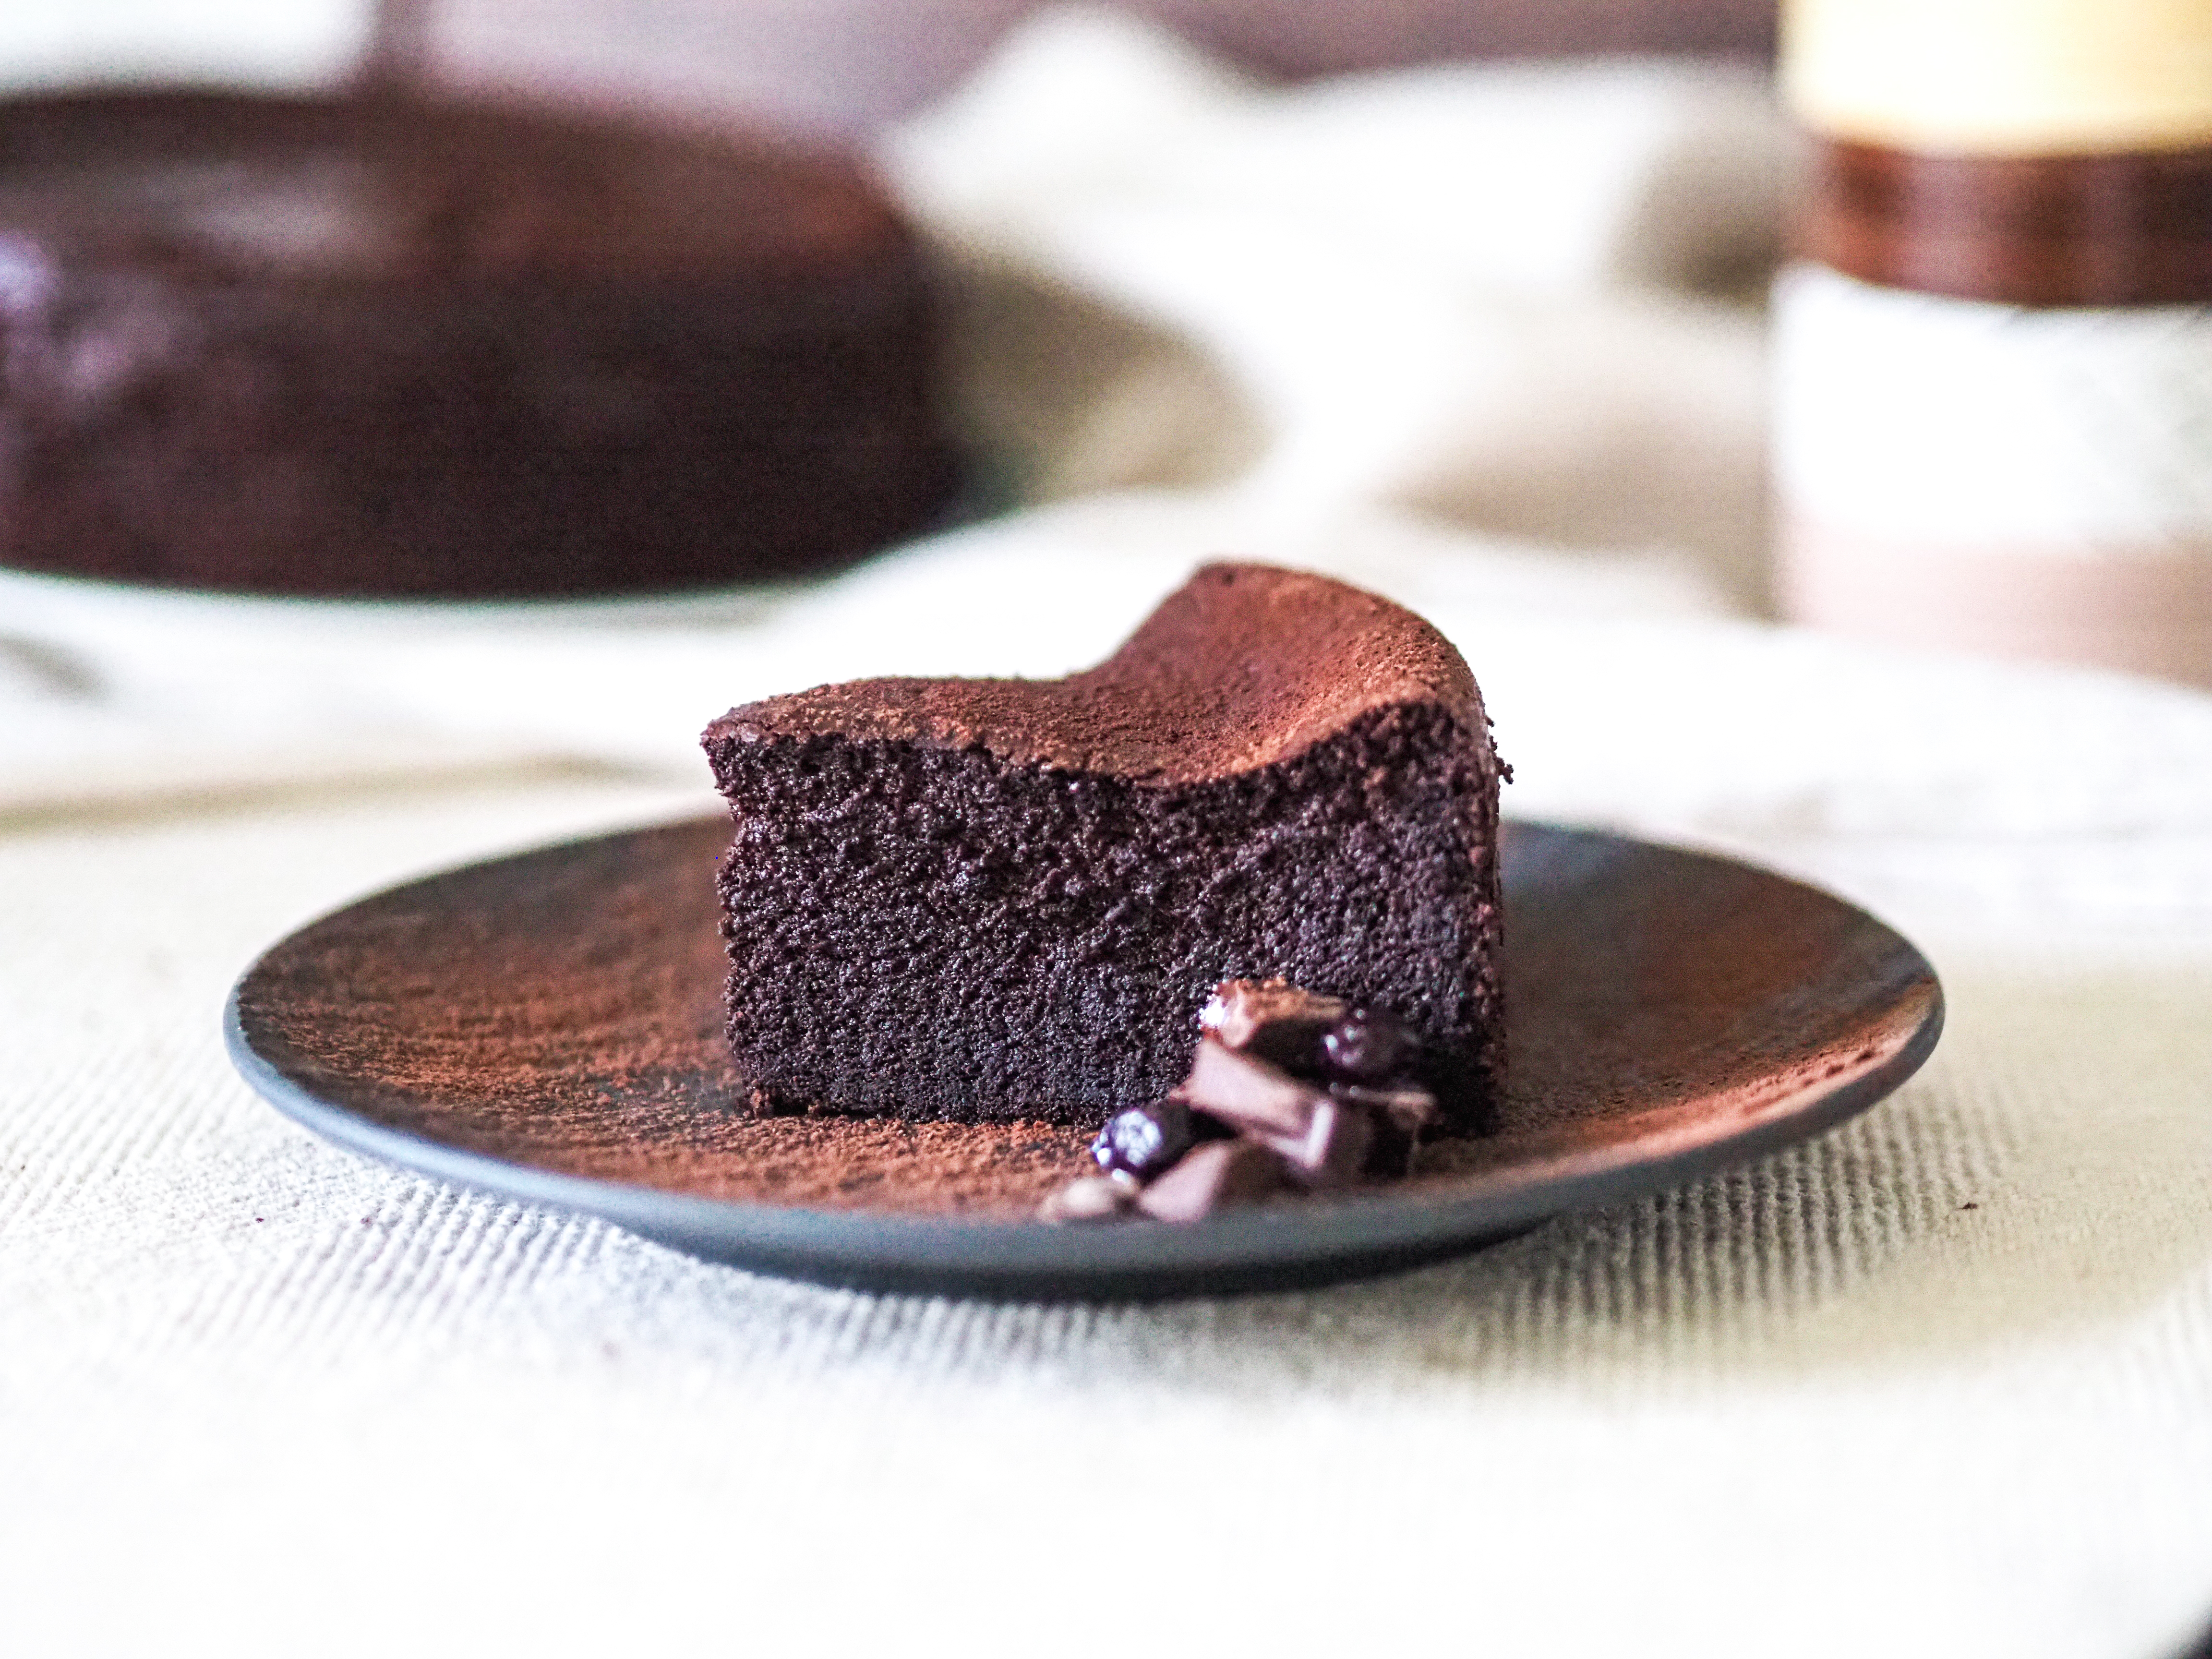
[702,563,1506,1130]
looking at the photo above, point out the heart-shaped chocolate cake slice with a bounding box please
[701,563,1506,1130]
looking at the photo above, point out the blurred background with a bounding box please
[1,0,1777,130]
[0,0,1805,812]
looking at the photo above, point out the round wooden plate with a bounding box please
[225,818,1943,1298]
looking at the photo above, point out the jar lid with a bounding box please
[1785,0,2212,155]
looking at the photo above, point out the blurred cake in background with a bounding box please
[0,89,960,597]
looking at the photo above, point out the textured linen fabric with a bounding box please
[4,764,2212,1659]
[3,13,2212,1657]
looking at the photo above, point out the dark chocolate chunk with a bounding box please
[1090,1101,1200,1183]
[1173,1038,1321,1139]
[1280,1096,1374,1189]
[1331,1082,1440,1138]
[1199,978,1349,1077]
[1172,1038,1370,1189]
[1135,1140,1287,1222]
[1358,1116,1419,1180]
[1320,1007,1422,1083]
[1335,1082,1438,1178]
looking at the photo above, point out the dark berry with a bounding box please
[1320,1008,1419,1083]
[1089,1101,1198,1182]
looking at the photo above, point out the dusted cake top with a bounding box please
[0,89,900,283]
[706,563,1487,785]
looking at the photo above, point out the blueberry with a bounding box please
[1320,1008,1419,1083]
[1089,1101,1198,1182]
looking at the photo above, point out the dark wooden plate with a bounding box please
[225,818,1942,1299]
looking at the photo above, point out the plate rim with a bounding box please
[223,817,1946,1298]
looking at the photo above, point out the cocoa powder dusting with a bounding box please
[240,818,1087,1217]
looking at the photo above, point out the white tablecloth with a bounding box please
[3,13,2210,1656]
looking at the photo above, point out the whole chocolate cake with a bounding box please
[702,563,1507,1130]
[0,90,959,597]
